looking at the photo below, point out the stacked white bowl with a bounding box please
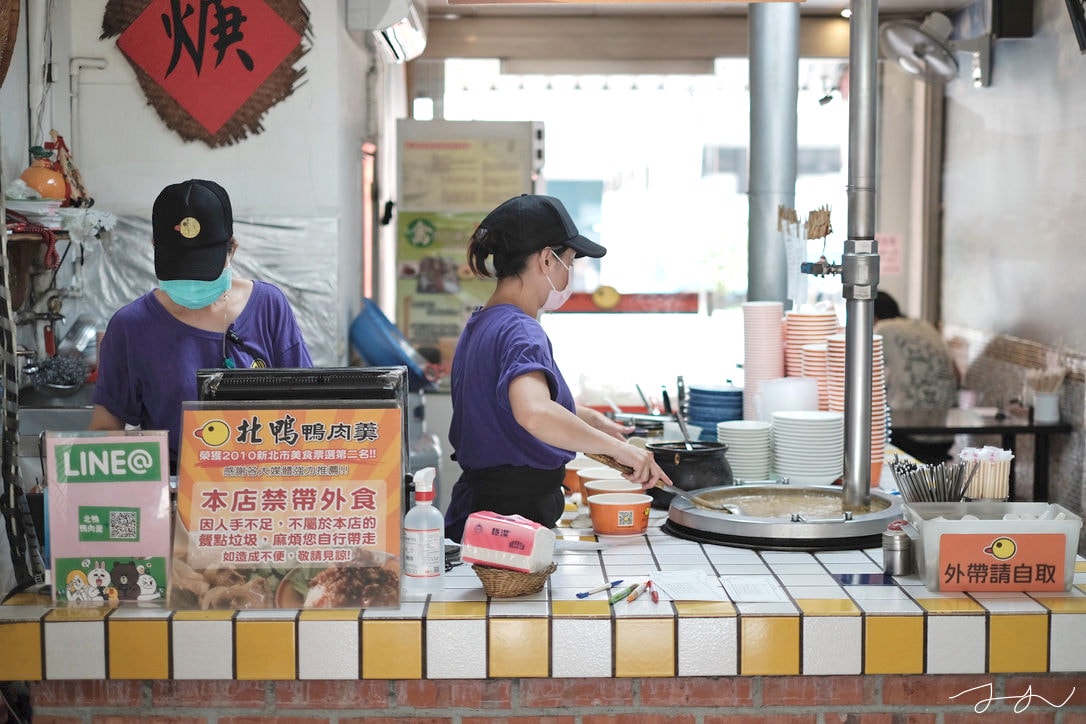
[770,410,844,484]
[717,420,772,480]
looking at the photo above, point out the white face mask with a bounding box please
[541,249,574,311]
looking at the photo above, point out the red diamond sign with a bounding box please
[104,0,309,146]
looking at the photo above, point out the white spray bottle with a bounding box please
[402,467,444,593]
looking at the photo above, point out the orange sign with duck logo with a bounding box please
[938,533,1067,591]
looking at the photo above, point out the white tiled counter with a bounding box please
[3,500,1086,682]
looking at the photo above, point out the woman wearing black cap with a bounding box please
[443,194,673,541]
[89,179,312,471]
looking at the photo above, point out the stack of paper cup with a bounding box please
[742,301,785,421]
[959,446,1014,500]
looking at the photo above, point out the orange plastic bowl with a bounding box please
[587,493,653,536]
[582,478,642,498]
[563,456,599,494]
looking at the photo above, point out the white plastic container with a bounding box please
[403,467,444,593]
[902,501,1082,592]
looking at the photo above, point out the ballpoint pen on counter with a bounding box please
[626,581,649,603]
[608,584,637,605]
[576,580,624,599]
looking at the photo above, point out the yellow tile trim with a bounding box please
[864,616,924,674]
[362,620,422,679]
[45,607,111,622]
[554,534,600,542]
[171,609,235,621]
[1031,596,1086,613]
[4,593,49,605]
[489,618,549,677]
[299,609,363,621]
[674,601,736,616]
[235,620,296,680]
[914,597,986,613]
[615,618,675,677]
[1075,561,1086,572]
[740,617,799,675]
[795,599,861,615]
[427,601,487,619]
[108,619,169,679]
[551,599,612,617]
[989,614,1048,673]
[0,622,42,680]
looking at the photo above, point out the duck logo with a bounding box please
[194,420,232,447]
[983,536,1017,560]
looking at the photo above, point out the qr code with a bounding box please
[617,511,634,527]
[109,510,139,540]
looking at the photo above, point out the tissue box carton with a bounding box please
[903,502,1082,592]
[460,511,556,573]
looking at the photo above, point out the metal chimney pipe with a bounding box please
[842,0,881,511]
[747,3,799,303]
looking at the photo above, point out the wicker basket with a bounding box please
[472,562,557,598]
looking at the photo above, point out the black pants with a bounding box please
[444,465,565,542]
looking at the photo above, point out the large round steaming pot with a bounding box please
[663,483,904,551]
[646,440,734,509]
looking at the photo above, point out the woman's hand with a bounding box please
[576,405,632,441]
[605,443,673,491]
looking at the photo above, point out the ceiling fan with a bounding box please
[879,12,991,87]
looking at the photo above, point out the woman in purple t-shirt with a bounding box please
[444,194,672,541]
[89,179,312,471]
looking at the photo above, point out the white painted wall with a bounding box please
[941,0,1086,351]
[3,0,390,364]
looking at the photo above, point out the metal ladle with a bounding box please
[674,406,695,451]
[653,479,738,513]
[585,453,736,513]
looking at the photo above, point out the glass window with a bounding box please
[442,58,849,408]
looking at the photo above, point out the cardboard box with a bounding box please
[902,502,1081,592]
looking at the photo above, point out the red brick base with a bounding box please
[20,674,1086,723]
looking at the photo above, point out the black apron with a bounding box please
[444,464,565,542]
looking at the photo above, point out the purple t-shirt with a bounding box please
[448,304,575,471]
[93,281,313,467]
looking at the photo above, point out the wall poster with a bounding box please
[170,403,403,609]
[395,120,543,382]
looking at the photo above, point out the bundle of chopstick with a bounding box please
[958,446,1014,500]
[805,206,833,240]
[888,456,978,503]
[1025,367,1067,394]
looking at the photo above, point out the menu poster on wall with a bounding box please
[45,431,171,605]
[171,404,403,610]
[396,210,495,373]
[396,120,541,383]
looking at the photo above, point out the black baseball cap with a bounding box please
[479,194,606,259]
[152,179,233,281]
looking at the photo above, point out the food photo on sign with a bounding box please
[169,397,405,610]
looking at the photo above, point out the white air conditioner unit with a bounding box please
[347,0,428,64]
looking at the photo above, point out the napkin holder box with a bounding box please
[460,511,556,573]
[902,502,1081,593]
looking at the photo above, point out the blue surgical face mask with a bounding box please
[159,267,232,309]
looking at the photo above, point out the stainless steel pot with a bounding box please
[646,440,734,509]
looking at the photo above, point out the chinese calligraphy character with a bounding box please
[236,415,265,444]
[161,0,254,78]
[270,413,300,446]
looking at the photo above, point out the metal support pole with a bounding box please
[747,3,799,303]
[842,0,881,512]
